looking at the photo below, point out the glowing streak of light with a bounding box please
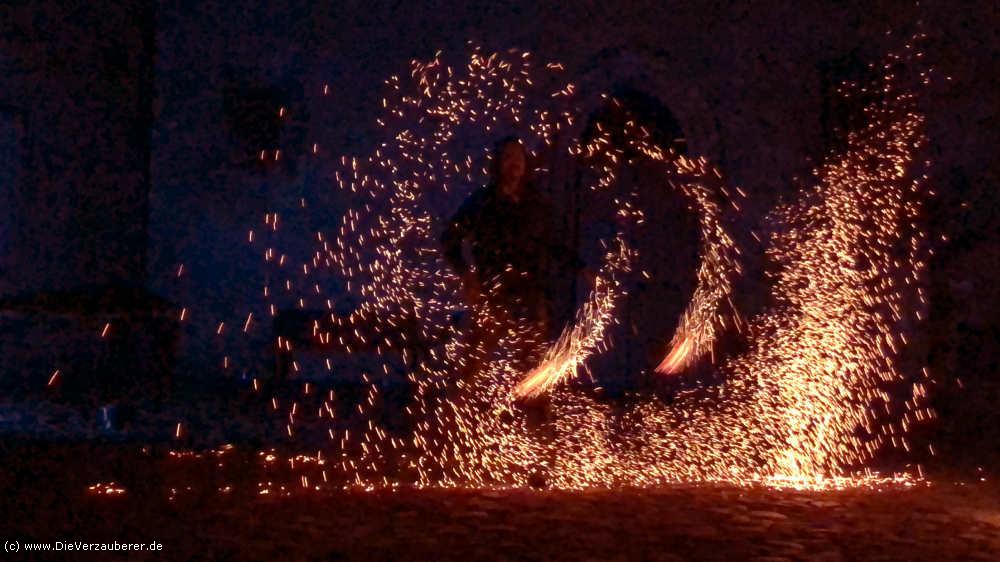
[514,235,633,399]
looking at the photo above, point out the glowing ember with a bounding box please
[87,482,127,496]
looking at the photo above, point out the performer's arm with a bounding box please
[441,198,476,275]
[442,194,488,307]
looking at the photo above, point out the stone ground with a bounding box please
[1,441,998,561]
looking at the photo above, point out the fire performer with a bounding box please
[442,137,582,370]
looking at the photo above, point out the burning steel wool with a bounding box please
[152,36,937,491]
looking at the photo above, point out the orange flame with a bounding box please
[655,335,693,375]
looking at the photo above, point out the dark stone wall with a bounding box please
[0,0,154,296]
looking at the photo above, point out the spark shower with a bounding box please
[162,35,937,491]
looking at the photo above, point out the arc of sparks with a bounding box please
[516,123,744,397]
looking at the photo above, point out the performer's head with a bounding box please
[495,137,528,200]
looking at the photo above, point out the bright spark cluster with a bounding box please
[727,38,937,480]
